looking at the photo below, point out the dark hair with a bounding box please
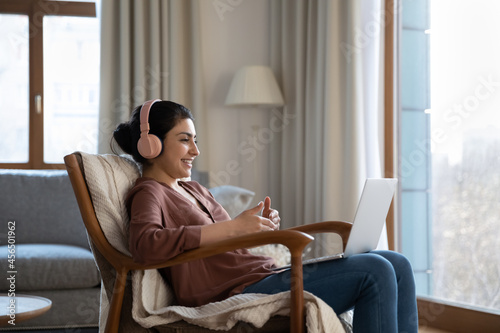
[112,100,194,164]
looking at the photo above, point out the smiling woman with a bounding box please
[108,98,418,332]
[111,99,281,305]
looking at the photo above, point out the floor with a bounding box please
[419,326,452,333]
[3,329,98,333]
[8,325,451,332]
[10,328,452,333]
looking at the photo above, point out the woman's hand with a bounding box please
[232,201,276,235]
[262,196,281,230]
[200,202,274,245]
[200,197,280,245]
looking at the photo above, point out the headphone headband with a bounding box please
[137,99,163,159]
[139,99,161,129]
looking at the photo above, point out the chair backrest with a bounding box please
[64,153,137,271]
[64,152,153,333]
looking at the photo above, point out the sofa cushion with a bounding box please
[0,169,89,249]
[0,244,100,291]
[209,185,255,218]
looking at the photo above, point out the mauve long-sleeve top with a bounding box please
[126,177,276,307]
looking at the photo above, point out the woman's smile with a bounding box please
[143,118,200,186]
[181,158,194,168]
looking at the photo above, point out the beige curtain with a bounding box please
[98,0,208,170]
[269,0,386,256]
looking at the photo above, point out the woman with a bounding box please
[113,99,418,333]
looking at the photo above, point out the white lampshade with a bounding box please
[225,66,285,107]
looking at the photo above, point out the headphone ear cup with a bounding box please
[137,98,162,159]
[137,134,163,159]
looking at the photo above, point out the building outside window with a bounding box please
[0,0,99,169]
[401,0,500,318]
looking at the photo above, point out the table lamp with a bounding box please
[225,65,284,107]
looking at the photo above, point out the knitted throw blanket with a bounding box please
[79,152,345,332]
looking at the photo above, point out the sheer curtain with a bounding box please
[98,0,208,170]
[269,0,386,256]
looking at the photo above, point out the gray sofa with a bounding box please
[0,167,238,331]
[0,169,101,330]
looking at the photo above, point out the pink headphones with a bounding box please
[137,99,163,159]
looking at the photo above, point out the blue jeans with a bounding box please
[242,250,418,333]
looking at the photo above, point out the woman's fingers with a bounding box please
[269,210,279,220]
[260,216,278,231]
[243,201,264,215]
[263,196,271,212]
[234,199,280,233]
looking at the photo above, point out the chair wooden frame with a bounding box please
[64,153,352,333]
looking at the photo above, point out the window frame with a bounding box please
[0,0,96,169]
[386,0,500,331]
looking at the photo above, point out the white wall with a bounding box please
[199,0,273,205]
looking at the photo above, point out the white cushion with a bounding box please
[209,185,255,218]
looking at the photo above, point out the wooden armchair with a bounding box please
[64,153,352,333]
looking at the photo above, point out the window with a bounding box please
[0,13,29,164]
[401,0,500,329]
[0,0,99,169]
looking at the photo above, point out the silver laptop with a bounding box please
[273,178,398,269]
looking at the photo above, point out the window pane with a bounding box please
[401,111,430,190]
[401,191,431,295]
[430,0,500,312]
[0,14,29,163]
[43,15,100,164]
[401,30,430,110]
[401,0,433,305]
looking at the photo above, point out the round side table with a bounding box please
[0,294,52,326]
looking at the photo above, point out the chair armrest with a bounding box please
[287,221,353,251]
[130,229,314,271]
[129,229,314,333]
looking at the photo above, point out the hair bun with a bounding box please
[113,123,135,155]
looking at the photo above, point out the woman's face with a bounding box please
[154,118,199,180]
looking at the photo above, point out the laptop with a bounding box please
[272,178,398,270]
